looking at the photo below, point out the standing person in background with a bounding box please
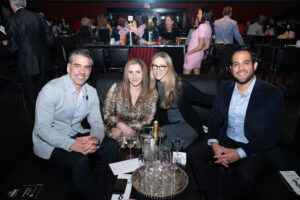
[214,6,244,81]
[184,7,214,75]
[150,52,215,149]
[159,15,179,43]
[103,58,157,148]
[5,0,54,111]
[96,14,112,36]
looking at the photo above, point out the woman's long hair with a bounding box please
[199,7,215,33]
[164,15,177,33]
[97,14,108,28]
[122,58,150,108]
[150,52,182,109]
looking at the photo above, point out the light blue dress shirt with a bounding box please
[214,16,245,45]
[208,77,256,159]
[68,77,87,137]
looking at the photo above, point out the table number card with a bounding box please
[172,152,186,166]
[279,170,300,195]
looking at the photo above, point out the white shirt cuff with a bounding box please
[207,139,219,146]
[236,148,247,159]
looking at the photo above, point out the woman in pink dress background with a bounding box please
[184,7,214,74]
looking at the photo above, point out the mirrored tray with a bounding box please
[131,166,189,199]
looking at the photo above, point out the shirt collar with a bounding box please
[224,16,231,19]
[233,76,256,97]
[16,7,24,12]
[66,74,87,97]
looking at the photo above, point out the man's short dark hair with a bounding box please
[223,6,232,16]
[68,49,94,67]
[231,46,258,65]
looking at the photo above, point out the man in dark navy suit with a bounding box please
[5,0,53,110]
[188,46,285,200]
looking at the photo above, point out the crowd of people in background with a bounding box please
[1,2,300,109]
[245,14,299,38]
[36,11,300,42]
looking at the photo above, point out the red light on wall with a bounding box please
[144,4,151,9]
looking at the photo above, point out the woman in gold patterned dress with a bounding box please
[103,58,158,147]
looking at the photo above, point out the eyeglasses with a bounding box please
[151,64,167,71]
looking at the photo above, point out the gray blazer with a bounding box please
[32,75,104,159]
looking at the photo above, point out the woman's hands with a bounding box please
[110,127,121,139]
[116,122,136,137]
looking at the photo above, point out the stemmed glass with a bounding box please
[172,137,183,164]
[125,134,137,159]
[160,146,172,195]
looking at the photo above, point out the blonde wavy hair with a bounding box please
[122,58,151,108]
[150,52,182,109]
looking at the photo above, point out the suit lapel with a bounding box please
[244,79,262,130]
[224,81,235,118]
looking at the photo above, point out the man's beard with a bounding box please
[233,70,255,85]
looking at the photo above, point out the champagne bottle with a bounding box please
[153,120,159,139]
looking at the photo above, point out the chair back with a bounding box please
[88,47,106,71]
[108,47,129,72]
[96,73,123,110]
[271,47,300,85]
[273,48,299,71]
[97,28,110,44]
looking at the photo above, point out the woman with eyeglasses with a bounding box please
[150,52,215,149]
[103,58,158,148]
[184,7,214,75]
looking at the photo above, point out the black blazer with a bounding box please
[5,8,53,76]
[207,78,285,157]
[155,80,215,138]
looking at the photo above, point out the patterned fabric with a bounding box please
[128,47,157,72]
[103,82,158,145]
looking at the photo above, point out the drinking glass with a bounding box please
[138,154,146,189]
[160,146,171,169]
[125,134,137,159]
[172,137,183,165]
[138,154,145,173]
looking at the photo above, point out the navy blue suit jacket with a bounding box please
[207,78,285,157]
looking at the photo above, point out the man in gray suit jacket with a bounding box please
[32,49,119,200]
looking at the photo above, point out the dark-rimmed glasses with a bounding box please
[151,64,167,71]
